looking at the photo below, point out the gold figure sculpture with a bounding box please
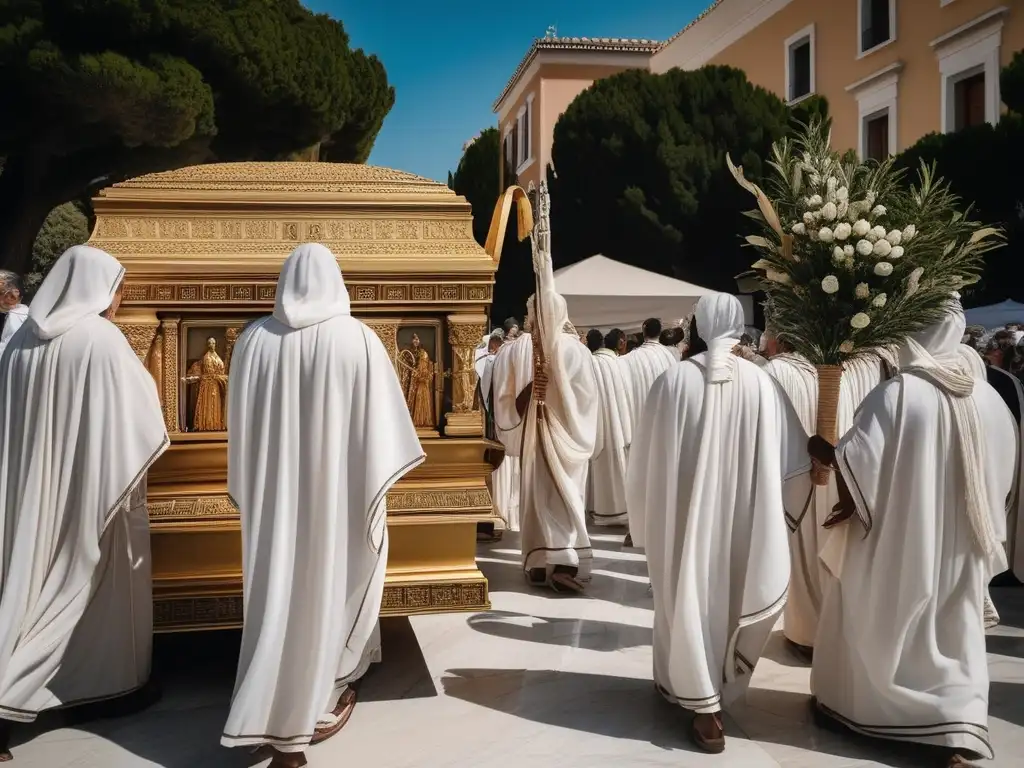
[183,337,229,431]
[399,333,435,428]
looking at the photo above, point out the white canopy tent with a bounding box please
[552,254,752,333]
[965,299,1024,329]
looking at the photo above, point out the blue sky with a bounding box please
[306,0,710,183]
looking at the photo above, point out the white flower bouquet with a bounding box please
[728,118,1003,483]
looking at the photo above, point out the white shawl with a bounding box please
[627,293,810,712]
[623,339,679,427]
[222,244,424,752]
[491,333,534,457]
[0,246,168,719]
[0,304,28,358]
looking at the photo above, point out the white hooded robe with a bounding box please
[627,293,811,713]
[0,246,167,722]
[589,348,633,527]
[221,244,424,753]
[812,303,1015,758]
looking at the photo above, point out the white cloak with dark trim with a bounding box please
[627,294,811,713]
[222,245,424,753]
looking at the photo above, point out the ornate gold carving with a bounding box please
[258,285,276,301]
[282,222,299,240]
[192,220,217,239]
[97,240,483,256]
[396,221,419,239]
[129,218,158,238]
[203,285,228,301]
[160,219,189,239]
[183,337,228,432]
[110,161,454,194]
[375,220,396,239]
[225,326,240,371]
[96,218,129,238]
[447,317,487,415]
[386,488,491,512]
[411,285,435,301]
[307,222,324,240]
[355,286,377,301]
[379,582,488,614]
[119,281,492,306]
[440,285,460,301]
[160,317,180,432]
[221,220,242,239]
[147,327,164,397]
[364,323,398,361]
[424,220,472,240]
[116,322,159,362]
[244,220,275,239]
[154,596,244,631]
[124,284,149,302]
[148,495,238,519]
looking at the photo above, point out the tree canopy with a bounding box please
[894,51,1024,305]
[451,127,533,325]
[0,0,394,274]
[547,65,794,293]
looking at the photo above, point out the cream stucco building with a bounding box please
[495,1,1022,184]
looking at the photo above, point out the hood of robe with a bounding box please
[273,243,351,329]
[898,295,971,390]
[695,293,746,384]
[28,245,124,340]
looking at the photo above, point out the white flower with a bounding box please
[852,219,871,237]
[839,341,855,354]
[856,239,874,256]
[821,202,838,221]
[873,239,892,257]
[902,224,917,241]
[808,194,823,208]
[834,222,852,240]
[809,229,820,242]
[871,225,887,241]
[803,211,816,225]
[874,261,894,277]
[792,222,806,235]
[871,205,887,218]
[836,186,849,203]
[886,229,902,245]
[819,227,835,243]
[890,245,904,259]
[843,244,855,257]
[851,313,871,330]
[821,275,840,294]
[832,246,846,265]
[855,282,870,299]
[872,293,888,308]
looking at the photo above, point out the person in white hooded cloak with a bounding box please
[626,292,811,753]
[589,328,634,527]
[762,324,890,661]
[0,246,168,761]
[221,244,424,768]
[518,184,599,593]
[477,329,518,537]
[809,297,1015,768]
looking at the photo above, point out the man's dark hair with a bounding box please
[625,338,639,353]
[642,317,662,339]
[604,328,625,350]
[503,317,519,334]
[685,316,708,358]
[660,326,685,346]
[585,328,603,352]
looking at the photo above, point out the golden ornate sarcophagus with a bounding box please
[87,162,497,632]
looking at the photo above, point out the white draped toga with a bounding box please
[222,244,424,753]
[622,339,679,427]
[627,293,811,714]
[480,349,519,532]
[0,246,168,722]
[491,335,533,534]
[812,304,1015,759]
[763,352,887,649]
[589,348,633,526]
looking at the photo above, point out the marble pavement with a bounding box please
[7,527,1024,767]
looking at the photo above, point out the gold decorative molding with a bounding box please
[379,582,488,616]
[118,281,491,306]
[148,495,238,520]
[153,579,489,631]
[160,317,180,433]
[114,320,159,362]
[445,314,487,436]
[387,488,491,513]
[225,327,240,371]
[364,321,399,361]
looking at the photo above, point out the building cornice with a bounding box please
[845,61,905,94]
[492,37,661,114]
[930,6,1009,50]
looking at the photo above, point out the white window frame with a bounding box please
[846,62,902,160]
[940,0,957,6]
[857,0,897,58]
[931,7,1006,133]
[516,93,536,175]
[784,24,816,105]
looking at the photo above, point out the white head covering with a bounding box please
[695,293,746,383]
[272,243,351,330]
[28,245,124,340]
[899,295,997,555]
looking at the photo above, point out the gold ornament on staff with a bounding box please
[728,117,1003,486]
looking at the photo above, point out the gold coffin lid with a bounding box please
[87,161,495,280]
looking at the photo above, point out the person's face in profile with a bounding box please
[0,286,20,312]
[104,284,124,320]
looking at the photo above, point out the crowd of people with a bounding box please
[0,245,1020,768]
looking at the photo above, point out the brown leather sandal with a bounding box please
[310,687,357,745]
[690,712,725,754]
